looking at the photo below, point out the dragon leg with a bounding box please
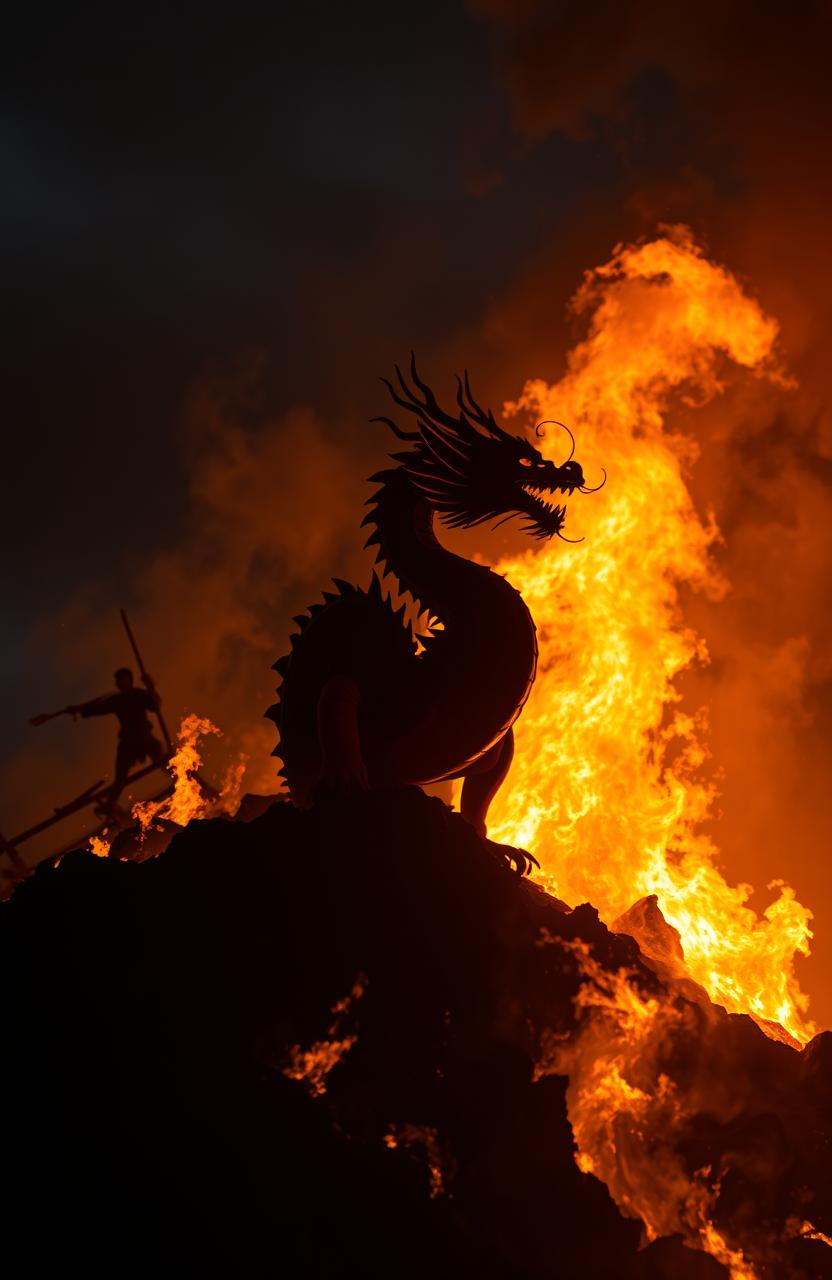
[315,674,369,798]
[460,727,514,839]
[461,729,539,874]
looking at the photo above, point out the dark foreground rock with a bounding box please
[2,788,830,1278]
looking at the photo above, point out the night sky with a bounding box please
[5,3,832,1018]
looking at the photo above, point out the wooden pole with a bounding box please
[4,763,163,850]
[120,608,173,755]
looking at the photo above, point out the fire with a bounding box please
[540,939,758,1277]
[283,1035,358,1099]
[133,712,248,838]
[786,1220,832,1249]
[282,974,366,1097]
[489,227,815,1046]
[384,1124,446,1199]
[134,713,221,834]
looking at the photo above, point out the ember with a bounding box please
[384,1123,447,1199]
[283,973,366,1097]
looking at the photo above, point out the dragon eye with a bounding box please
[519,457,533,467]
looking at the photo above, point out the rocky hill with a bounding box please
[2,788,830,1278]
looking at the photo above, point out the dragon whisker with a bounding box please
[535,420,576,465]
[579,468,607,494]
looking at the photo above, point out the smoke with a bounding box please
[1,366,375,855]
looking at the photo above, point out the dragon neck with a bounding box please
[362,466,538,752]
[362,466,488,617]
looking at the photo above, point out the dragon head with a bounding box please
[374,356,604,542]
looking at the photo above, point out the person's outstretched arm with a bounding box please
[73,694,117,719]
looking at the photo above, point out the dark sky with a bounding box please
[4,2,832,1020]
[3,3,684,621]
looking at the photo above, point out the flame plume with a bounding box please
[489,228,815,1046]
[133,713,249,837]
[540,940,758,1279]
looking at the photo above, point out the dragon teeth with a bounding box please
[520,482,566,525]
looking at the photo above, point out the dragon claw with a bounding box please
[484,838,539,877]
[510,846,539,877]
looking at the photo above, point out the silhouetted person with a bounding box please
[69,667,165,811]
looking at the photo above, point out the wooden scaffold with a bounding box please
[0,610,215,877]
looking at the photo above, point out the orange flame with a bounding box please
[541,939,758,1277]
[384,1123,446,1198]
[132,712,249,841]
[786,1219,832,1249]
[490,227,815,1046]
[282,974,366,1097]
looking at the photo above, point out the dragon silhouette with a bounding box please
[267,359,603,867]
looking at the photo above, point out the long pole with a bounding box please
[120,609,174,755]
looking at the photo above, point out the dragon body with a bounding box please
[267,361,601,842]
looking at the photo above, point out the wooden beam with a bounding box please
[3,759,170,852]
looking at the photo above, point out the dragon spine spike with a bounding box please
[332,578,355,594]
[292,614,309,629]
